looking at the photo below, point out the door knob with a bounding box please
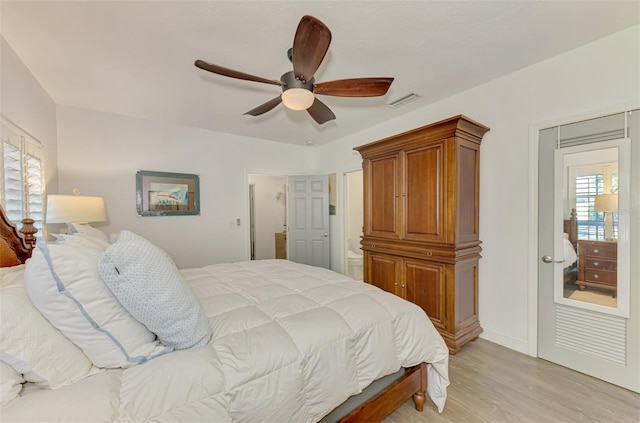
[541,255,564,264]
[322,233,328,237]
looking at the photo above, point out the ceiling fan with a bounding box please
[194,15,394,125]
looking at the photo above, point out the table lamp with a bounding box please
[593,193,618,241]
[46,194,107,225]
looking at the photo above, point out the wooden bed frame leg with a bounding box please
[411,362,427,411]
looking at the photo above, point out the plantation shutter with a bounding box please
[2,138,24,223]
[25,145,45,231]
[1,120,45,231]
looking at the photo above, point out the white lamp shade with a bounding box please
[46,195,107,224]
[593,194,618,213]
[281,88,315,111]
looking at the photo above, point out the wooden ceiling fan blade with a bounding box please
[314,78,394,97]
[194,60,283,86]
[306,98,336,125]
[244,96,283,116]
[292,15,332,83]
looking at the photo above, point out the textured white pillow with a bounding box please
[24,238,169,368]
[0,360,23,404]
[0,268,93,389]
[98,231,211,349]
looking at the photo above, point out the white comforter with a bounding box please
[3,260,449,422]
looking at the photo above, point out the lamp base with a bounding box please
[603,211,615,241]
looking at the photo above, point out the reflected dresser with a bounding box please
[576,239,617,296]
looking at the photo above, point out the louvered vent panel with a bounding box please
[556,305,626,365]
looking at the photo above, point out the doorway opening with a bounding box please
[248,174,287,260]
[344,169,363,280]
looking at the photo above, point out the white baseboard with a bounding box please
[479,328,531,356]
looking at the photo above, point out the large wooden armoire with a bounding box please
[354,115,489,354]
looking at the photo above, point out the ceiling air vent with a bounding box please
[386,93,420,109]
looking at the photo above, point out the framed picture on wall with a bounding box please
[136,170,200,216]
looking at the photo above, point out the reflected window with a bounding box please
[575,172,618,240]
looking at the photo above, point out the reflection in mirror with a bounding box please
[562,147,618,308]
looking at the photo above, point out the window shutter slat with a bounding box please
[2,126,45,234]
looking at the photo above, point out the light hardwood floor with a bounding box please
[382,338,640,423]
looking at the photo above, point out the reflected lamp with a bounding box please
[594,193,618,241]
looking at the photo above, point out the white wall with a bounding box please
[56,106,314,268]
[248,174,286,260]
[0,36,58,196]
[315,25,640,354]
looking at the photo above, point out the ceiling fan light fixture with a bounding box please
[282,88,315,110]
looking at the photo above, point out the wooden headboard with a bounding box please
[0,206,36,267]
[563,208,578,247]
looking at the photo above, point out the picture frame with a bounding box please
[136,170,200,216]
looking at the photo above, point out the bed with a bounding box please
[563,208,578,284]
[0,206,449,422]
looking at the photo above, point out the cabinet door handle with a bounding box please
[401,284,406,288]
[394,282,398,286]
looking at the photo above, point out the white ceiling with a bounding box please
[2,1,638,146]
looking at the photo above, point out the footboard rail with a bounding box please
[338,362,427,422]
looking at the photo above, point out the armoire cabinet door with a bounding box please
[402,142,446,243]
[364,154,400,239]
[364,252,400,295]
[403,258,446,330]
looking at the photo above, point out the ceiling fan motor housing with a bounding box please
[280,70,315,92]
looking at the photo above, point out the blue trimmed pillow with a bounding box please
[1,266,93,390]
[98,231,211,350]
[24,236,169,368]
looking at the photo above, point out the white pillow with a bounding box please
[24,237,169,368]
[98,231,211,350]
[67,222,110,243]
[0,360,23,404]
[0,268,93,389]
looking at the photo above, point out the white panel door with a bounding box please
[287,175,330,269]
[538,111,639,392]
